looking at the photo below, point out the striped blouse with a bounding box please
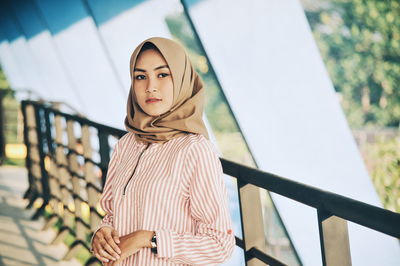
[92,132,235,265]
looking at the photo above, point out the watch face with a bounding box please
[151,235,157,248]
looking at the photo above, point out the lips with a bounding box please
[146,98,162,103]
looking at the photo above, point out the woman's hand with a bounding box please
[92,226,122,264]
[104,230,154,266]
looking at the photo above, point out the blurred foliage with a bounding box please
[302,0,400,212]
[2,157,25,166]
[3,95,21,143]
[0,66,10,90]
[361,135,400,212]
[302,0,400,128]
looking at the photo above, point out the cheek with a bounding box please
[164,89,174,107]
[134,86,145,100]
[163,79,174,100]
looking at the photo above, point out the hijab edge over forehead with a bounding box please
[124,37,209,144]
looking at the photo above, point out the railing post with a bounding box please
[51,115,74,245]
[42,106,62,231]
[62,119,88,260]
[26,103,42,208]
[98,131,110,188]
[21,101,38,206]
[318,210,352,266]
[30,103,50,220]
[238,181,269,266]
[81,125,102,233]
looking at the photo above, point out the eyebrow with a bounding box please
[134,65,169,72]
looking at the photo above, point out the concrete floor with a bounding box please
[0,166,81,266]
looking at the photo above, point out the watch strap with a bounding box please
[150,233,157,254]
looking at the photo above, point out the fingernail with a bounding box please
[105,259,109,262]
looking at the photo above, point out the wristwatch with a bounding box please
[150,233,157,254]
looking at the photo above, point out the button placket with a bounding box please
[122,143,151,196]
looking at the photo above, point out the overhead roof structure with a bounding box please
[1,0,399,265]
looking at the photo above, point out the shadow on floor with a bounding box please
[0,166,81,266]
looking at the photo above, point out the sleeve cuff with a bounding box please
[155,229,176,259]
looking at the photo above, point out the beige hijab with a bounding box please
[124,37,209,144]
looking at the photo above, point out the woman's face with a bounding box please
[133,48,174,117]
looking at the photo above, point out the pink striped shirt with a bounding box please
[92,132,235,265]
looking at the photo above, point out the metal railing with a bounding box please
[20,100,400,266]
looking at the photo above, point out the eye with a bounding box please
[158,73,170,78]
[135,75,146,80]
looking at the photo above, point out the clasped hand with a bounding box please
[91,227,154,265]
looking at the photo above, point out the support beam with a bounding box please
[318,212,352,266]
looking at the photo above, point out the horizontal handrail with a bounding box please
[21,100,399,266]
[24,100,126,137]
[221,158,400,239]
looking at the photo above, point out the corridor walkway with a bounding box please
[0,166,81,266]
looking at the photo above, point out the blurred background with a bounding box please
[0,0,399,265]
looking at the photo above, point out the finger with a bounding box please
[105,235,122,254]
[101,259,109,266]
[111,229,120,244]
[94,242,105,257]
[99,249,117,261]
[102,240,120,260]
[99,247,117,262]
[94,247,110,264]
[94,252,109,263]
[98,240,117,261]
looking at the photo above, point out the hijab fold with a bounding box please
[124,37,209,144]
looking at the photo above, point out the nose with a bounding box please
[146,76,158,93]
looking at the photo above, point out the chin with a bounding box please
[141,106,169,117]
[145,110,162,117]
[149,113,161,117]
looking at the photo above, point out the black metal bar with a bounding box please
[89,206,104,220]
[98,130,110,188]
[246,247,288,266]
[317,209,328,266]
[235,236,244,249]
[24,100,126,137]
[44,108,55,156]
[236,179,248,266]
[221,158,400,239]
[87,182,102,194]
[32,104,50,220]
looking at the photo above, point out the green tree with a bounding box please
[362,135,400,212]
[302,0,400,128]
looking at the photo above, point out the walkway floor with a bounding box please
[0,166,81,266]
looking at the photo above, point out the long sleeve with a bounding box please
[155,139,235,265]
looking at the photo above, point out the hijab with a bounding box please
[124,37,209,144]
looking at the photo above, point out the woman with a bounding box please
[91,37,235,265]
